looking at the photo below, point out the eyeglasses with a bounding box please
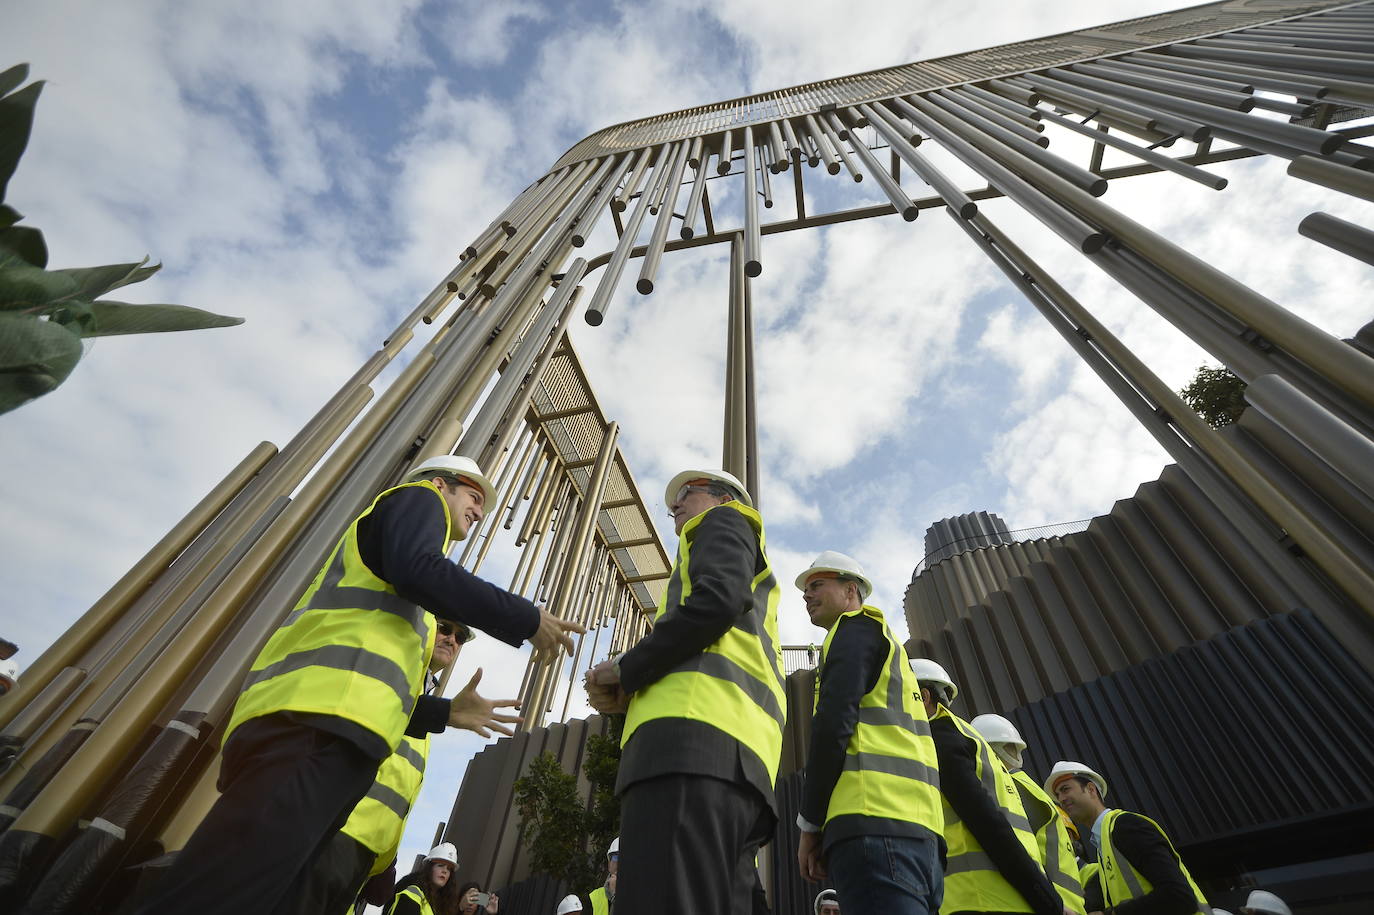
[673,484,718,503]
[436,620,475,644]
[608,852,619,862]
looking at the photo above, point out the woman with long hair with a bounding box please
[388,844,459,915]
[455,881,500,915]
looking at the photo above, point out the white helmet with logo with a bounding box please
[1044,760,1109,800]
[425,842,459,868]
[910,658,958,705]
[556,894,584,915]
[795,551,873,601]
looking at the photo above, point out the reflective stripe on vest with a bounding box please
[622,502,786,785]
[589,885,609,915]
[815,604,943,833]
[342,733,431,868]
[937,708,1046,915]
[226,481,446,756]
[1100,809,1210,915]
[388,884,433,915]
[1011,768,1085,910]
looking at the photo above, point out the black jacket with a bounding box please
[1084,811,1198,915]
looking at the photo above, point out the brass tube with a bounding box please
[742,126,762,277]
[572,154,632,247]
[505,441,547,530]
[637,143,691,294]
[480,162,592,297]
[517,454,560,546]
[538,490,581,604]
[0,440,275,732]
[584,153,662,325]
[461,426,534,566]
[681,151,711,240]
[613,146,655,212]
[833,109,918,220]
[863,103,978,219]
[154,757,220,855]
[718,128,735,176]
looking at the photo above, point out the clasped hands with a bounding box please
[584,659,630,714]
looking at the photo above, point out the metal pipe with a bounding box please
[480,161,594,297]
[894,95,1106,253]
[469,432,540,571]
[815,113,863,182]
[462,425,534,566]
[758,144,775,209]
[505,441,546,530]
[724,235,748,479]
[742,126,763,277]
[645,146,677,217]
[1097,57,1253,93]
[1045,65,1344,156]
[1246,373,1374,502]
[517,452,562,547]
[572,153,632,247]
[863,103,978,218]
[1015,73,1210,142]
[923,92,1108,196]
[767,120,788,172]
[1288,154,1374,203]
[0,440,275,732]
[681,151,711,240]
[780,118,802,163]
[742,254,759,507]
[718,128,735,176]
[584,152,664,325]
[687,136,703,170]
[831,110,918,220]
[944,87,1045,137]
[638,143,691,294]
[1126,52,1337,103]
[1036,108,1228,190]
[613,146,655,212]
[1072,61,1258,111]
[1299,211,1374,266]
[984,80,1039,106]
[1167,41,1374,81]
[963,82,1042,120]
[1197,36,1374,64]
[804,114,842,175]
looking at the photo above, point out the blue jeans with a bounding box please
[827,833,944,915]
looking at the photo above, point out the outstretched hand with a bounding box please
[530,607,585,662]
[447,668,523,737]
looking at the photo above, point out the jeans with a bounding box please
[827,833,944,915]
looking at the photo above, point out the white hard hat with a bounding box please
[664,468,752,508]
[814,888,839,914]
[406,455,497,510]
[1242,890,1291,915]
[910,658,958,704]
[557,894,584,915]
[0,659,17,687]
[796,551,873,601]
[1044,760,1108,800]
[970,714,1026,752]
[425,842,459,868]
[606,836,619,857]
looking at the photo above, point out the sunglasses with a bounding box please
[436,620,475,644]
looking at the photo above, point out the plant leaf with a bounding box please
[0,80,44,203]
[0,312,83,415]
[0,224,46,267]
[53,258,160,299]
[0,64,29,100]
[82,300,244,337]
[0,203,20,228]
[0,254,77,309]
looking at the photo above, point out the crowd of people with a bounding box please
[120,453,1296,915]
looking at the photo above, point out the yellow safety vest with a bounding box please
[1011,768,1084,911]
[622,502,786,786]
[226,481,446,758]
[1099,809,1210,915]
[589,885,609,915]
[815,604,942,840]
[342,733,431,875]
[936,708,1045,915]
[387,884,433,915]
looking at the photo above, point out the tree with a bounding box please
[0,63,243,415]
[1179,364,1247,428]
[512,717,622,898]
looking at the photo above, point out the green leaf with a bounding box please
[0,203,20,228]
[0,80,44,203]
[0,313,83,415]
[82,300,244,337]
[53,257,161,300]
[0,254,77,309]
[0,224,46,267]
[0,64,29,100]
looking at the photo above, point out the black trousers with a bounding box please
[616,774,774,915]
[133,715,380,915]
[285,830,378,915]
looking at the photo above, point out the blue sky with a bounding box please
[5,0,1373,893]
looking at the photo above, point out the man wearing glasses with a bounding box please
[139,455,585,915]
[585,469,785,915]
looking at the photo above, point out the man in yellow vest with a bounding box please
[794,552,944,915]
[587,836,617,915]
[585,469,785,915]
[911,660,1068,915]
[1045,761,1210,915]
[138,455,584,915]
[971,714,1085,913]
